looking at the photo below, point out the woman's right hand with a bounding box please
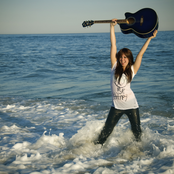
[110,19,117,27]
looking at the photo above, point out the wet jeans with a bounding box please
[96,107,142,145]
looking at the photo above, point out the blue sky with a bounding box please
[0,0,174,34]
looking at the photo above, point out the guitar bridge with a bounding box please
[140,16,144,26]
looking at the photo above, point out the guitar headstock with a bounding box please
[82,20,94,27]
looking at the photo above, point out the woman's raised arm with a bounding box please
[133,30,158,74]
[110,19,117,68]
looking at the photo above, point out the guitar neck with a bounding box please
[82,19,131,28]
[93,19,129,24]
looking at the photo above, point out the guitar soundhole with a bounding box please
[127,17,135,25]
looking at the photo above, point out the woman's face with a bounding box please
[119,54,129,69]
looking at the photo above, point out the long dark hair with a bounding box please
[115,48,134,84]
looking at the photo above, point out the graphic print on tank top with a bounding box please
[113,74,128,102]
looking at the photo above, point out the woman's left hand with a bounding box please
[150,30,158,39]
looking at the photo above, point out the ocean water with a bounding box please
[0,31,174,174]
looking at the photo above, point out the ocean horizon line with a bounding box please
[0,29,174,36]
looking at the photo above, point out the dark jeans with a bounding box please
[96,107,142,145]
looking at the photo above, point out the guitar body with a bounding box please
[119,8,158,38]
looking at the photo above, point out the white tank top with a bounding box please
[111,62,139,110]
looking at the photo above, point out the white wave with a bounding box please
[0,98,174,173]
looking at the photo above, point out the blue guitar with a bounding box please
[82,8,158,38]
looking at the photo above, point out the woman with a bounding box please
[95,19,158,145]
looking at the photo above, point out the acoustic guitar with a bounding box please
[82,8,158,38]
